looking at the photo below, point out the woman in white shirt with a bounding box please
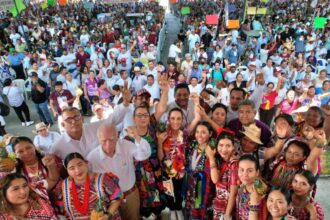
[2,78,34,127]
[212,45,223,63]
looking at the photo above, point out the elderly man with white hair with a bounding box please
[87,123,151,220]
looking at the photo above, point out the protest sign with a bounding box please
[41,2,48,9]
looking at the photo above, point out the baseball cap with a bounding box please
[136,88,151,98]
[121,57,126,63]
[274,114,294,126]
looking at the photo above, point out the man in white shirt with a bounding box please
[131,66,147,94]
[168,40,182,60]
[51,83,132,159]
[143,74,160,99]
[188,31,201,54]
[188,74,206,94]
[262,58,274,83]
[145,60,158,80]
[87,124,151,220]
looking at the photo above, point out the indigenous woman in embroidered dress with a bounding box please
[248,187,296,220]
[130,105,165,219]
[0,173,58,220]
[53,152,123,220]
[206,131,238,220]
[157,107,200,220]
[198,103,229,135]
[289,170,324,220]
[184,121,215,219]
[236,155,268,220]
[9,136,60,200]
[270,129,325,189]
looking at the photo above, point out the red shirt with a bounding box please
[50,89,74,114]
[260,91,278,110]
[75,52,90,66]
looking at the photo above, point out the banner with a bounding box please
[0,0,15,13]
[180,6,190,15]
[205,14,218,25]
[41,2,48,9]
[227,20,239,29]
[256,8,267,15]
[314,17,327,28]
[247,7,256,15]
[58,0,67,5]
[9,0,26,17]
[47,0,56,5]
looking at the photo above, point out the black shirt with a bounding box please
[31,79,48,104]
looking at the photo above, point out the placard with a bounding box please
[314,17,327,29]
[180,6,190,15]
[206,14,218,25]
[247,7,256,15]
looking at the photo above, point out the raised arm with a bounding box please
[264,120,290,160]
[125,126,151,161]
[306,129,326,174]
[154,73,169,120]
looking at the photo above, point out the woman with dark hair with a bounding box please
[197,103,228,134]
[236,154,268,220]
[270,129,325,188]
[184,121,216,219]
[233,73,247,89]
[157,107,200,220]
[289,170,324,220]
[129,105,165,219]
[3,78,34,127]
[206,132,238,220]
[5,136,61,199]
[0,173,58,219]
[96,79,111,103]
[249,186,295,220]
[259,80,281,127]
[53,152,123,219]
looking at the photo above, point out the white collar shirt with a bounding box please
[87,138,151,191]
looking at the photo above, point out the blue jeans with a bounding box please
[34,101,53,125]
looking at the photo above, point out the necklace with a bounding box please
[71,174,90,216]
[24,162,40,177]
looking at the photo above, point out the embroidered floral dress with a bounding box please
[53,172,123,220]
[213,159,239,220]
[270,159,302,189]
[236,185,267,220]
[289,199,324,220]
[125,123,165,215]
[162,127,188,179]
[0,196,58,220]
[184,142,214,219]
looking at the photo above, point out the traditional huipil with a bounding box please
[213,158,238,219]
[53,172,123,220]
[183,141,214,219]
[161,126,189,211]
[125,120,165,217]
[1,196,58,220]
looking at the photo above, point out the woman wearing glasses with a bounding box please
[128,105,165,219]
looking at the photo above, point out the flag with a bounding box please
[9,0,26,17]
[41,3,48,9]
[47,0,56,6]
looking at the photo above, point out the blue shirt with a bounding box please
[7,53,25,66]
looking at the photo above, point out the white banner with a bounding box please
[0,0,14,13]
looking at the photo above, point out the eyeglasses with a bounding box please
[63,115,82,124]
[135,113,149,119]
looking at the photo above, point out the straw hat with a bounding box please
[35,122,48,132]
[242,124,263,145]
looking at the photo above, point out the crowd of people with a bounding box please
[0,0,329,219]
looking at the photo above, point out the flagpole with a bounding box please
[12,0,31,52]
